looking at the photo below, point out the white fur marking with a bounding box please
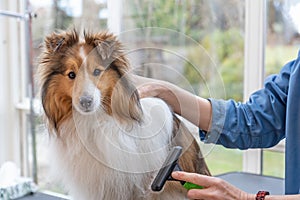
[79,46,86,60]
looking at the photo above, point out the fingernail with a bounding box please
[172,171,181,177]
[172,171,178,175]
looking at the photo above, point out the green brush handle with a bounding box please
[183,182,204,190]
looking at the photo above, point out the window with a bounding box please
[117,0,245,176]
[1,0,294,195]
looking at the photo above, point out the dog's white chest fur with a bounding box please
[49,98,186,199]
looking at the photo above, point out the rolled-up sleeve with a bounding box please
[200,60,293,149]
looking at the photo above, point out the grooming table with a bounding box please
[16,192,69,200]
[17,172,284,199]
[217,172,284,195]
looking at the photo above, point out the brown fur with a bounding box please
[38,30,142,136]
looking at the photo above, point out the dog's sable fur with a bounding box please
[38,29,210,200]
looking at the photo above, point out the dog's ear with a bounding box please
[94,38,117,60]
[84,31,121,60]
[44,30,79,53]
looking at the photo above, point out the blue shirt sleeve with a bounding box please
[199,60,294,149]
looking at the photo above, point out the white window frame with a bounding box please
[0,0,34,178]
[0,0,24,168]
[242,0,266,174]
[243,0,285,174]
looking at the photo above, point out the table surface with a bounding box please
[217,171,284,195]
[18,171,284,199]
[16,192,69,200]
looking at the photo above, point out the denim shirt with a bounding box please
[199,50,300,194]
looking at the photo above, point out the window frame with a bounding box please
[242,0,266,175]
[0,0,36,178]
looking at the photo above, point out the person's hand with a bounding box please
[136,75,212,131]
[172,171,255,200]
[137,80,168,99]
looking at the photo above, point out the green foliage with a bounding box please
[128,0,207,41]
[221,53,244,100]
[205,145,243,175]
[265,45,299,76]
[263,151,285,178]
[184,28,244,100]
[129,1,246,100]
[206,145,284,178]
[130,0,184,30]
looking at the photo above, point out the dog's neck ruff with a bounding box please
[58,97,174,173]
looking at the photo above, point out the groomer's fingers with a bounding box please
[137,84,157,98]
[137,81,169,99]
[171,171,214,188]
[187,188,213,200]
[172,171,254,200]
[172,171,216,199]
[133,75,160,98]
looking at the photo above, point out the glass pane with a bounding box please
[264,0,300,178]
[120,0,245,175]
[263,150,285,178]
[205,145,243,175]
[265,0,300,77]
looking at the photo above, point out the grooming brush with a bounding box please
[151,146,203,192]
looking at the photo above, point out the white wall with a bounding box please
[0,0,24,168]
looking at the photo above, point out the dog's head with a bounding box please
[38,30,142,135]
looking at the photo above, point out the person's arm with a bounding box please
[136,76,212,131]
[172,171,300,200]
[137,57,293,149]
[200,59,294,149]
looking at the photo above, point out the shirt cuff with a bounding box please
[199,98,227,144]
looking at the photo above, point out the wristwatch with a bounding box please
[256,191,270,200]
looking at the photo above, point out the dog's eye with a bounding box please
[68,71,76,79]
[93,69,101,76]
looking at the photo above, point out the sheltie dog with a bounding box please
[37,29,210,200]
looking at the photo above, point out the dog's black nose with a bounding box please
[79,96,93,109]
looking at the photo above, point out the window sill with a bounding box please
[17,191,70,200]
